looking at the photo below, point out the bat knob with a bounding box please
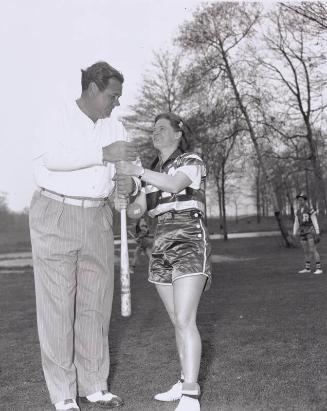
[127,202,143,219]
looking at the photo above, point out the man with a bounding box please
[293,193,323,275]
[29,61,138,410]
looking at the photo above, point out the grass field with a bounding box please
[1,236,327,411]
[1,214,326,253]
[207,214,327,235]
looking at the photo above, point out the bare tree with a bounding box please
[260,6,327,214]
[208,135,239,240]
[177,2,294,246]
[281,2,327,32]
[184,75,246,240]
[122,49,188,167]
[123,49,185,135]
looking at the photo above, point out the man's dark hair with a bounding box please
[81,61,124,92]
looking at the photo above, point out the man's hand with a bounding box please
[115,160,143,176]
[113,174,135,196]
[103,141,138,163]
[114,195,129,211]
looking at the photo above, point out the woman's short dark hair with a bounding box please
[81,61,124,92]
[154,112,191,151]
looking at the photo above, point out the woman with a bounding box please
[293,193,323,274]
[116,112,211,411]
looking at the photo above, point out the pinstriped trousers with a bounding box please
[29,191,114,404]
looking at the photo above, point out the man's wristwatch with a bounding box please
[138,167,145,179]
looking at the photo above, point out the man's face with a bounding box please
[93,78,122,119]
[297,197,305,207]
[152,118,180,150]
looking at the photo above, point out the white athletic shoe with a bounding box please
[313,268,323,275]
[175,395,200,411]
[298,268,311,274]
[154,380,182,401]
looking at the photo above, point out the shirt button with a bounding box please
[196,224,200,228]
[94,169,98,173]
[194,213,198,217]
[92,185,95,189]
[197,233,202,238]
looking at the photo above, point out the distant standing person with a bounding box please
[129,216,152,274]
[116,112,211,411]
[29,61,139,411]
[293,193,323,275]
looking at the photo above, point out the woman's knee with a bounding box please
[174,311,196,331]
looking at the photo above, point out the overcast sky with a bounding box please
[0,0,206,211]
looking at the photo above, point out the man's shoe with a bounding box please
[154,380,182,402]
[298,268,311,274]
[79,391,123,408]
[313,268,323,275]
[175,395,200,411]
[55,399,80,410]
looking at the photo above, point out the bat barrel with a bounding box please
[120,207,131,317]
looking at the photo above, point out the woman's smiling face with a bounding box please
[152,118,180,151]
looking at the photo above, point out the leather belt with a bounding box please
[157,210,202,223]
[39,188,108,208]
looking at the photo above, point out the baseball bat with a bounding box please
[120,205,131,317]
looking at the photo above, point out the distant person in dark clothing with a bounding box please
[129,217,152,274]
[293,193,322,275]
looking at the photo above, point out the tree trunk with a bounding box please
[216,175,223,232]
[305,168,310,204]
[234,201,238,223]
[286,190,294,220]
[221,165,228,240]
[221,48,294,247]
[306,129,327,215]
[256,165,261,223]
[261,191,266,217]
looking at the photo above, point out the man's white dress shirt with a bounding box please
[33,100,131,198]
